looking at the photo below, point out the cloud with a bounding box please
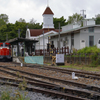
[0,0,100,24]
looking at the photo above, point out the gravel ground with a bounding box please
[0,62,100,87]
[6,65,100,87]
[0,85,65,100]
[0,62,100,99]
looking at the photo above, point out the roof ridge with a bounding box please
[43,6,54,15]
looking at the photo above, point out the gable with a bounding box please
[43,7,54,15]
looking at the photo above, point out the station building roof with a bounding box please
[5,37,38,45]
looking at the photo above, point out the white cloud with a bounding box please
[0,0,100,24]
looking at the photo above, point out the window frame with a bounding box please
[88,27,94,33]
[89,36,94,46]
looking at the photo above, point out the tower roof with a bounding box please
[43,6,54,15]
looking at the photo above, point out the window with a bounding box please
[71,39,74,46]
[89,36,94,46]
[88,27,94,32]
[51,41,54,48]
[51,41,54,45]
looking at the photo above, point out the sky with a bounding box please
[0,0,100,24]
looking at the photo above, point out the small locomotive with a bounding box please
[0,43,12,61]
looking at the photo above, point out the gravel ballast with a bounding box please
[0,85,65,100]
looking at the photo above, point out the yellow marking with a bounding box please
[63,87,65,90]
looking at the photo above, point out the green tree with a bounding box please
[28,23,42,29]
[95,14,100,24]
[0,16,42,42]
[14,21,28,38]
[27,18,42,29]
[53,16,68,29]
[29,18,36,24]
[67,13,83,24]
[0,14,9,23]
[18,18,26,23]
[0,25,7,42]
[0,19,6,27]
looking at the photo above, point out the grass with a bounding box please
[0,90,30,100]
[58,64,100,72]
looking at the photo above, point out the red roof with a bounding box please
[43,6,54,15]
[30,29,61,37]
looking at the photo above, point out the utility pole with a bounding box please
[58,22,60,54]
[18,28,20,38]
[81,10,86,19]
[6,34,8,41]
[43,31,45,60]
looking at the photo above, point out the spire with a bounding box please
[42,6,54,15]
[47,0,49,7]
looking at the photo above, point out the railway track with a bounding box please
[0,65,100,99]
[1,62,100,79]
[24,64,100,80]
[1,62,100,80]
[0,76,90,100]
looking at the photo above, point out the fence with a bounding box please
[35,47,69,56]
[66,53,100,65]
[24,56,43,65]
[44,53,100,66]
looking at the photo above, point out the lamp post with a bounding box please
[58,22,60,54]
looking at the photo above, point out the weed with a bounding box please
[0,90,29,100]
[18,78,27,91]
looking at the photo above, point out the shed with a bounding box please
[5,37,38,57]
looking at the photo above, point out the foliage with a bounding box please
[73,46,100,66]
[15,91,29,100]
[18,18,26,23]
[95,14,100,24]
[18,78,27,91]
[0,17,42,42]
[0,91,11,100]
[53,16,68,28]
[0,14,9,23]
[0,19,6,27]
[0,91,29,100]
[67,13,83,25]
[28,23,42,29]
[77,46,100,54]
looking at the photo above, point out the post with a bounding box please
[17,42,19,57]
[23,42,25,57]
[43,31,45,60]
[6,34,8,41]
[58,22,60,54]
[18,29,20,38]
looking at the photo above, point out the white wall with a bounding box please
[83,19,95,26]
[43,14,54,29]
[62,24,81,32]
[35,37,48,50]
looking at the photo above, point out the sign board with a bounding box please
[56,54,64,64]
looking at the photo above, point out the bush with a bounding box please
[74,46,100,66]
[77,46,100,54]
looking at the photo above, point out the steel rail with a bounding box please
[0,67,100,99]
[0,66,100,92]
[0,76,97,100]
